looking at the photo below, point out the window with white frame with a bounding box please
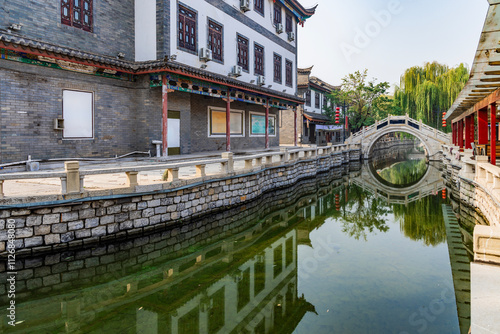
[62,90,93,139]
[208,107,244,136]
[250,112,276,136]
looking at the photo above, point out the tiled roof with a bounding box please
[303,111,332,123]
[0,32,304,103]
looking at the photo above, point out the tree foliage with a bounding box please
[394,62,469,130]
[325,70,397,133]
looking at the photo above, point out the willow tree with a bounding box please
[394,62,469,129]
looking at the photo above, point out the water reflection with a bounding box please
[0,162,465,334]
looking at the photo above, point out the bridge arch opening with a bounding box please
[368,132,429,188]
[366,129,435,160]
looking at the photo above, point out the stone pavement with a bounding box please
[1,146,298,198]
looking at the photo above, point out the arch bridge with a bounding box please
[351,161,445,206]
[345,115,451,160]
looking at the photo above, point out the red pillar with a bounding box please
[265,101,270,149]
[294,107,297,146]
[491,104,497,165]
[465,115,473,149]
[226,94,231,152]
[458,120,464,148]
[162,75,169,157]
[478,108,488,145]
[451,122,457,146]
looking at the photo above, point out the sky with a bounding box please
[297,0,489,93]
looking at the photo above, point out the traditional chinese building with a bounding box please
[281,66,342,146]
[0,0,316,163]
[446,1,500,165]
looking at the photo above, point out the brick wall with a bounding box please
[0,60,157,163]
[0,0,135,61]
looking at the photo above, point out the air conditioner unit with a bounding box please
[257,75,265,86]
[240,0,250,12]
[54,118,64,130]
[276,23,283,34]
[287,31,295,42]
[230,65,243,77]
[199,48,212,62]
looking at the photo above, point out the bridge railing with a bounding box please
[347,115,450,144]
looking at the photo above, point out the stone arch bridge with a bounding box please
[345,115,451,160]
[351,161,444,206]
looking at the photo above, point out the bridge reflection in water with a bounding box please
[0,157,471,333]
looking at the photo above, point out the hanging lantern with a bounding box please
[335,107,340,124]
[442,189,446,199]
[442,121,447,127]
[335,194,340,211]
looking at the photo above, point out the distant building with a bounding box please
[280,67,342,146]
[0,0,316,163]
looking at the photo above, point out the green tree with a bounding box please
[337,70,392,133]
[394,62,469,130]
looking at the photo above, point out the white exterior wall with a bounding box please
[304,88,327,114]
[135,0,157,61]
[171,0,298,95]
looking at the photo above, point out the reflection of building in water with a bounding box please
[2,172,351,333]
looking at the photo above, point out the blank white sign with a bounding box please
[63,90,93,138]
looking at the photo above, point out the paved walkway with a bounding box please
[1,146,302,198]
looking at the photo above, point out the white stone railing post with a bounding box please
[0,180,3,198]
[221,152,234,173]
[126,171,139,188]
[64,161,82,194]
[195,164,206,178]
[167,168,179,181]
[280,148,289,163]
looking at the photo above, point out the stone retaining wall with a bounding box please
[0,150,360,256]
[0,168,349,304]
[442,152,498,228]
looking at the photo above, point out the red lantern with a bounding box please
[442,122,447,127]
[442,189,446,199]
[335,107,340,124]
[335,194,340,211]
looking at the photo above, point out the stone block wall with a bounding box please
[0,150,359,255]
[0,169,346,304]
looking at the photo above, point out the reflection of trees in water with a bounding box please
[378,159,427,186]
[393,195,446,246]
[338,184,446,245]
[340,185,390,241]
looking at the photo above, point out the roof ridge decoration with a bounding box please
[275,0,317,23]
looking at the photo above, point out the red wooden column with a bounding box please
[224,93,232,152]
[162,75,169,157]
[465,115,473,149]
[491,103,497,165]
[458,120,464,148]
[478,107,488,145]
[294,106,297,146]
[451,122,457,146]
[265,101,270,149]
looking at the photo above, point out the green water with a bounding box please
[0,162,466,334]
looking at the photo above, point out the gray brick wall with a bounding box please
[0,60,159,163]
[0,0,135,61]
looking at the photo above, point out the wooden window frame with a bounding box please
[315,92,320,109]
[208,19,223,63]
[274,4,282,25]
[273,53,282,84]
[285,59,293,87]
[178,4,197,53]
[254,0,264,16]
[305,90,311,107]
[208,107,245,137]
[61,0,93,32]
[286,14,293,33]
[237,34,249,72]
[249,112,277,137]
[254,43,264,76]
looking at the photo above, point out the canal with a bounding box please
[0,142,472,333]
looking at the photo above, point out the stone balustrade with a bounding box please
[0,145,360,200]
